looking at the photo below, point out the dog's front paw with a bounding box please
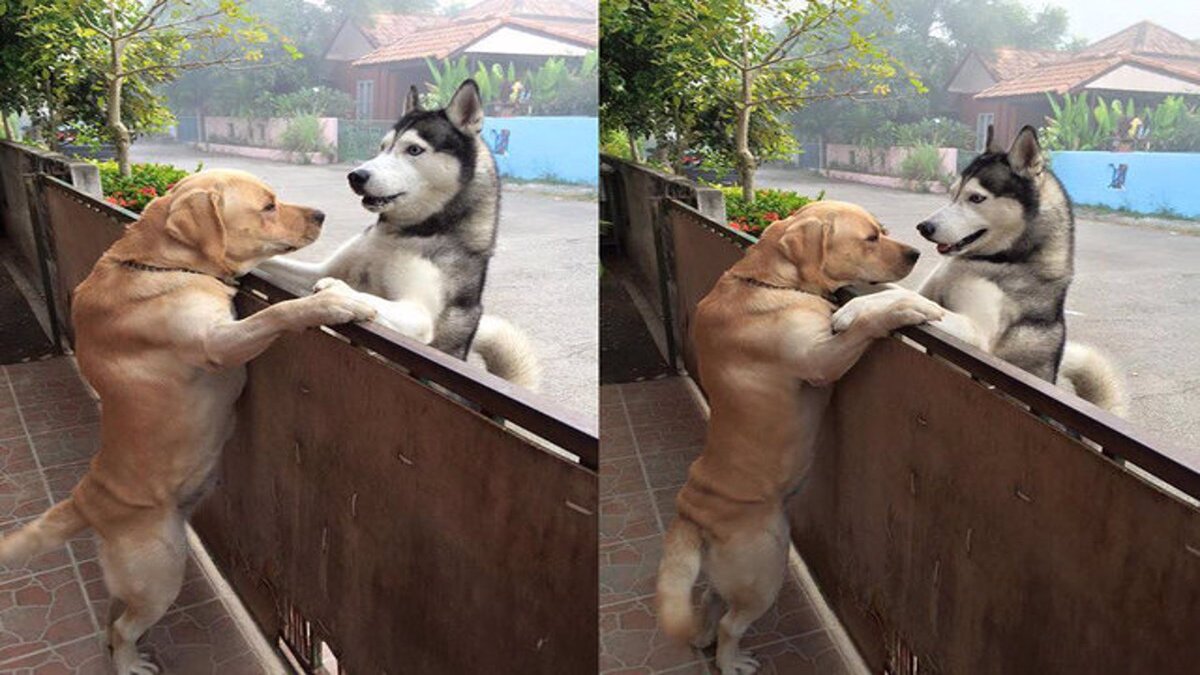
[887,295,945,328]
[309,289,377,325]
[830,301,863,333]
[313,276,352,294]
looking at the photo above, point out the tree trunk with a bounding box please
[1,111,12,140]
[108,75,132,177]
[108,10,132,177]
[736,31,757,203]
[627,129,639,163]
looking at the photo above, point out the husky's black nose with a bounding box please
[916,221,936,239]
[348,169,370,194]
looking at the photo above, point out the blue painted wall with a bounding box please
[1051,151,1200,218]
[481,116,598,185]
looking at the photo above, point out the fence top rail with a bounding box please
[663,197,1200,502]
[40,174,598,468]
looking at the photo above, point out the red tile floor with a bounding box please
[599,377,864,675]
[0,357,281,674]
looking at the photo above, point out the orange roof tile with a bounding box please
[982,48,1068,81]
[352,15,596,66]
[361,14,448,47]
[455,0,595,21]
[975,56,1121,98]
[974,53,1200,99]
[1078,21,1200,59]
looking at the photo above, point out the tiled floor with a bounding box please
[599,377,861,675]
[0,357,271,674]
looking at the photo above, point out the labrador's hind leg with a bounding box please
[691,585,725,649]
[707,514,789,675]
[101,512,187,675]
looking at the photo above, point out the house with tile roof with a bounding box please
[325,0,597,121]
[947,21,1200,150]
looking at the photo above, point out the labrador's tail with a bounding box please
[656,518,704,642]
[1060,341,1128,416]
[0,499,88,566]
[472,314,541,390]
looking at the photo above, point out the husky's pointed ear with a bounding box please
[985,124,1003,154]
[404,86,422,115]
[446,79,484,134]
[1007,125,1044,177]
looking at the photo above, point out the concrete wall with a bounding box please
[1051,151,1200,218]
[202,116,338,150]
[483,117,598,185]
[825,143,958,178]
[0,141,100,275]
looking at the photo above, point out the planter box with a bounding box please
[823,168,948,193]
[195,142,332,165]
[825,143,957,177]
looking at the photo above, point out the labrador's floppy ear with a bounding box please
[445,79,484,134]
[164,189,227,269]
[1007,125,1044,177]
[403,85,422,115]
[776,212,826,269]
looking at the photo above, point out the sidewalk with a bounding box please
[599,377,861,674]
[0,357,276,674]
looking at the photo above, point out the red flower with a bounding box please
[165,182,177,191]
[105,196,118,205]
[762,211,780,222]
[139,186,157,196]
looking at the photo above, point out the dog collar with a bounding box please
[118,259,238,287]
[731,274,833,300]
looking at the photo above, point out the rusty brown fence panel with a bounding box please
[661,200,751,380]
[34,174,598,674]
[40,176,130,343]
[661,197,1200,673]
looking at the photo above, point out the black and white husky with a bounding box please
[259,80,540,389]
[834,125,1125,413]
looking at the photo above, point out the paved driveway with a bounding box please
[131,142,597,420]
[758,165,1200,460]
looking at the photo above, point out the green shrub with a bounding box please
[722,187,823,236]
[280,115,331,162]
[95,161,195,212]
[271,87,354,118]
[899,144,948,184]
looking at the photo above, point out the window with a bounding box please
[355,80,375,120]
[976,113,995,152]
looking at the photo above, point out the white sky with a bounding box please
[1026,0,1199,43]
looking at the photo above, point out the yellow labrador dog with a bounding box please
[0,169,376,674]
[656,201,943,675]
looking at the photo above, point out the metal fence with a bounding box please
[659,197,1200,674]
[33,175,598,674]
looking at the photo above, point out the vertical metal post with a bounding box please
[23,172,64,353]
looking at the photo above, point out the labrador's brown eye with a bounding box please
[263,202,276,212]
[866,233,879,242]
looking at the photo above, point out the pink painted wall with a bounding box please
[825,143,958,178]
[201,116,338,150]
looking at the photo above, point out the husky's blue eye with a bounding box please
[968,194,987,204]
[406,145,425,156]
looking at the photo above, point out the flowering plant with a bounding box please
[94,161,197,213]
